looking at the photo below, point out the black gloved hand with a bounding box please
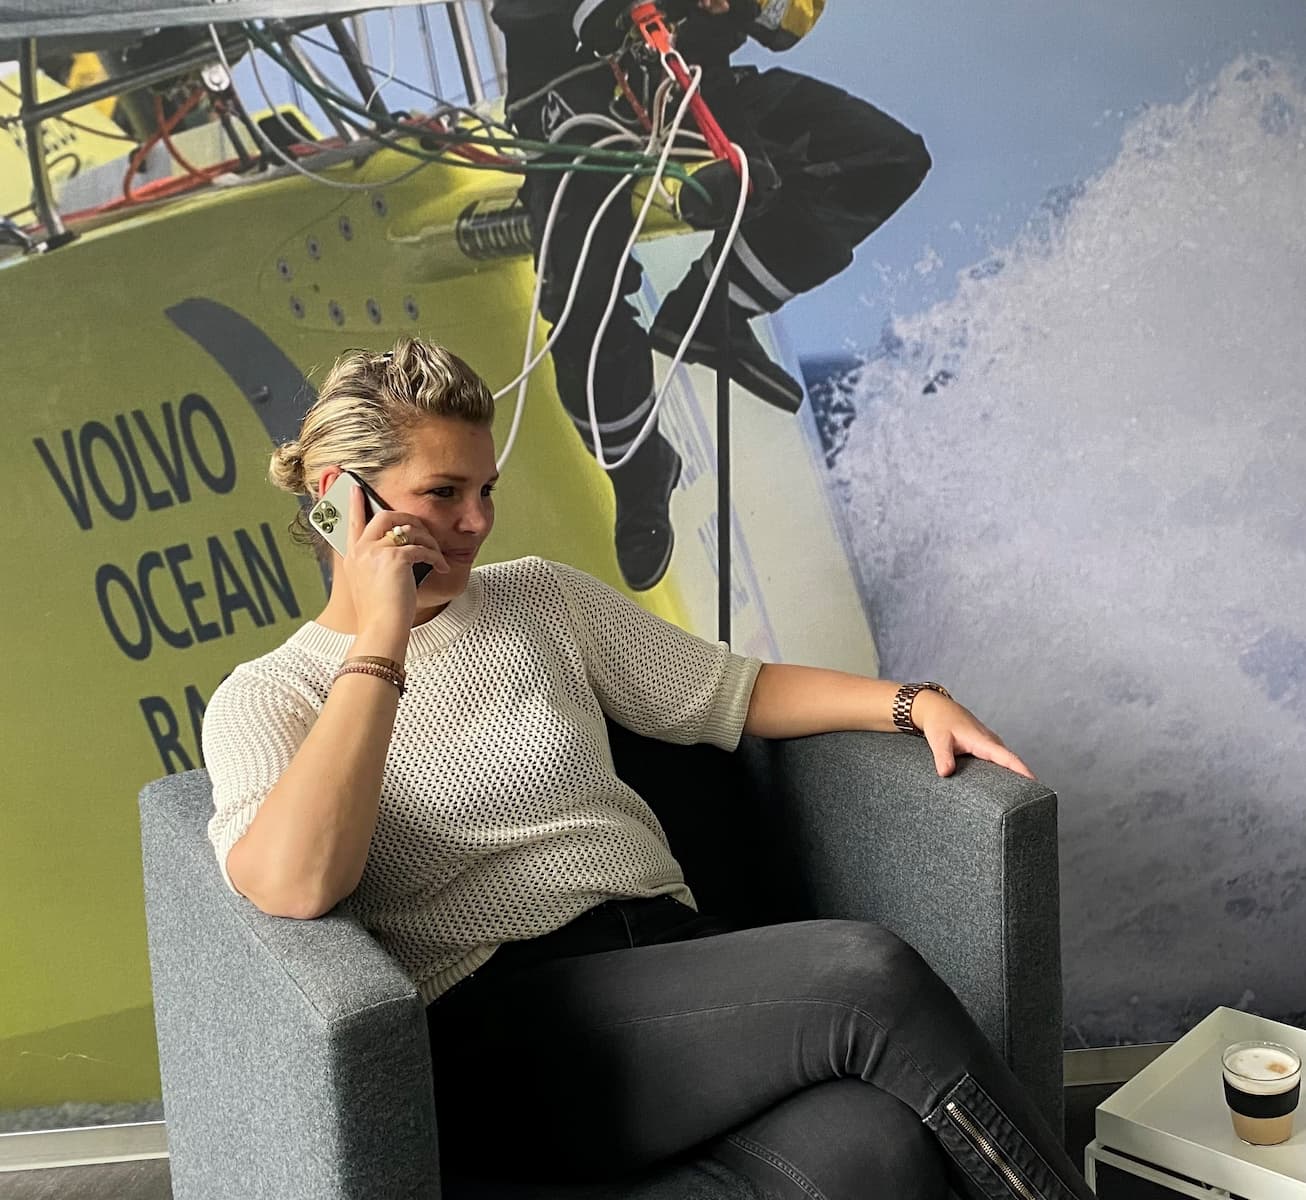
[678,151,780,230]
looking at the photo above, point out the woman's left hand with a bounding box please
[910,691,1036,780]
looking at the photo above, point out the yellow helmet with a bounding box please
[748,0,826,50]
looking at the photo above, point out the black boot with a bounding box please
[608,431,682,592]
[649,275,805,414]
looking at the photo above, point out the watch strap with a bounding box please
[892,681,952,736]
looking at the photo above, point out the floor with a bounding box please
[2,1084,1117,1198]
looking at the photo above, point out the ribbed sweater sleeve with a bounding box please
[544,560,762,750]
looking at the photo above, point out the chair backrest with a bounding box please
[606,721,807,929]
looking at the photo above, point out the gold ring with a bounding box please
[386,525,410,548]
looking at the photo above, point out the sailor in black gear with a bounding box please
[492,0,931,591]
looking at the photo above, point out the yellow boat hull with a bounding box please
[0,133,876,1112]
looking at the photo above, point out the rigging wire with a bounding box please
[209,24,432,193]
[414,4,445,104]
[289,26,512,137]
[244,23,696,177]
[246,37,330,153]
[0,76,136,142]
[361,7,399,113]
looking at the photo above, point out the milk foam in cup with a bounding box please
[1221,1041,1301,1146]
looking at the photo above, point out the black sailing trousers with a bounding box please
[504,37,931,456]
[425,896,1094,1200]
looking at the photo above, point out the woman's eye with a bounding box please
[427,487,455,499]
[482,484,497,498]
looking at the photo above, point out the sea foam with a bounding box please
[830,55,1306,1043]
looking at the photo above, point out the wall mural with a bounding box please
[1,0,1303,1130]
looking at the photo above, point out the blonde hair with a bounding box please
[269,337,495,553]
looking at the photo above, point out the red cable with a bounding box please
[33,111,515,230]
[610,61,653,133]
[154,92,209,181]
[122,88,207,201]
[628,2,744,179]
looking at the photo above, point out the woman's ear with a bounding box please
[317,465,342,498]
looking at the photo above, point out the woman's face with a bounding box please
[370,415,498,602]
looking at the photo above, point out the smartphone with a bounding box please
[307,470,433,585]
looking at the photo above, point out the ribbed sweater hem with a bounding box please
[703,654,764,750]
[419,943,498,1005]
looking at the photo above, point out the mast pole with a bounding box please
[475,0,509,99]
[274,31,362,142]
[446,2,486,107]
[18,39,73,248]
[326,19,389,119]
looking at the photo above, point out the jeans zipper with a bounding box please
[945,1099,1039,1200]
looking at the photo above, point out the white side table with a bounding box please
[1085,1008,1306,1199]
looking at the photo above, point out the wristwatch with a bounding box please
[892,682,952,736]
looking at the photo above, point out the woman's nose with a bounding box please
[456,498,492,534]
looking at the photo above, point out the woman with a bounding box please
[203,337,1092,1200]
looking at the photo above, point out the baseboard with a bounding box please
[0,1121,167,1173]
[0,1046,1173,1173]
[1063,1043,1173,1087]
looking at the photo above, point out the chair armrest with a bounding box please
[138,771,440,1200]
[738,731,1064,1133]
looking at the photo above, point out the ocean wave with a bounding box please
[830,54,1306,1041]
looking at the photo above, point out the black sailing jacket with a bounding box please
[490,0,753,58]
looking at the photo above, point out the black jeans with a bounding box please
[425,896,1093,1200]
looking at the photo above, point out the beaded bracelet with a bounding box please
[333,655,406,697]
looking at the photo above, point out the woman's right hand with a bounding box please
[340,482,450,635]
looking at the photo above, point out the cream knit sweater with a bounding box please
[202,556,762,1003]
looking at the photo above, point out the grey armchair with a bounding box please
[138,725,1063,1200]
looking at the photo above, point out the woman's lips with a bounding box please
[442,549,476,563]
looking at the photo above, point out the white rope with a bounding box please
[494,128,642,467]
[584,62,750,470]
[496,61,751,475]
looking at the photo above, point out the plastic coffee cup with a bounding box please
[1222,1040,1301,1146]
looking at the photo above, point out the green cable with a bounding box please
[243,22,710,201]
[244,25,645,163]
[272,51,710,202]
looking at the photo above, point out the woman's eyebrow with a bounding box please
[417,472,501,485]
